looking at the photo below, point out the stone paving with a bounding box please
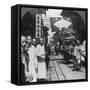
[46,54,86,81]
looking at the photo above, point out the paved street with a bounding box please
[46,54,86,81]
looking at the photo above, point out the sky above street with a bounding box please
[46,9,62,17]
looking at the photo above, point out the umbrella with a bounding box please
[54,18,72,30]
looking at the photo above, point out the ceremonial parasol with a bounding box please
[54,18,72,30]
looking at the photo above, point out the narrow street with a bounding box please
[46,54,86,81]
[20,7,87,83]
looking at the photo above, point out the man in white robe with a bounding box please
[36,38,47,79]
[27,36,37,82]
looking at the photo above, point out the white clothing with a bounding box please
[80,45,86,61]
[28,45,37,82]
[38,62,46,79]
[73,45,85,61]
[36,44,45,58]
[36,44,46,79]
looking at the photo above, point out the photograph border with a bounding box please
[18,4,88,85]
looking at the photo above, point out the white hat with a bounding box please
[33,38,36,41]
[40,38,43,41]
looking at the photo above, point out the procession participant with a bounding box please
[55,42,60,55]
[21,35,29,81]
[80,40,86,61]
[51,43,55,55]
[45,43,50,70]
[73,40,82,71]
[76,40,82,68]
[36,38,47,80]
[32,38,37,47]
[26,36,37,82]
[32,38,38,76]
[24,42,30,77]
[78,40,86,67]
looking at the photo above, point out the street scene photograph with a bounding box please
[21,7,87,83]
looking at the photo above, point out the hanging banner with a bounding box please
[36,14,41,38]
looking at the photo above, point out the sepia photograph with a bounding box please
[20,5,87,84]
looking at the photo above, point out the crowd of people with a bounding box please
[21,35,47,82]
[21,34,86,82]
[49,39,86,71]
[71,40,86,71]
